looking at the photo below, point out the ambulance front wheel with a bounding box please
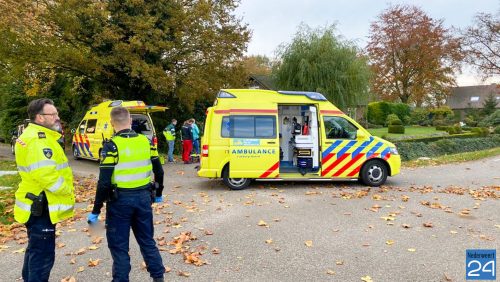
[72,145,81,160]
[360,159,388,187]
[222,166,251,190]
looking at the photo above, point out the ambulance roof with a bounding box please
[217,89,339,110]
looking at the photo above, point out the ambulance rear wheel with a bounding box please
[72,145,81,160]
[360,159,387,187]
[222,167,251,190]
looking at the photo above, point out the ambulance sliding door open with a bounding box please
[229,115,279,178]
[278,105,320,175]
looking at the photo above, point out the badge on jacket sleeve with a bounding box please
[43,148,53,159]
[38,132,46,139]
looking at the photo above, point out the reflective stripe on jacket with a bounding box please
[14,123,75,224]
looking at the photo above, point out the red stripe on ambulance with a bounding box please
[259,161,280,178]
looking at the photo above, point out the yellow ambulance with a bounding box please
[71,100,166,161]
[197,89,401,190]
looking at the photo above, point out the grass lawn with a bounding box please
[367,126,447,140]
[0,160,17,171]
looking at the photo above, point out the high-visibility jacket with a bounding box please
[14,123,75,224]
[110,133,153,188]
[163,124,176,141]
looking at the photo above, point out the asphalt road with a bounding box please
[0,143,499,282]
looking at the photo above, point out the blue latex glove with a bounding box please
[87,213,99,225]
[154,196,163,203]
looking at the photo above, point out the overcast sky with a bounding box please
[234,0,499,86]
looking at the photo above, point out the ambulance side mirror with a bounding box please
[71,128,76,134]
[356,130,368,140]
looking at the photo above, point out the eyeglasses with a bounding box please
[40,112,59,117]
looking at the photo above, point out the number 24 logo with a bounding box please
[467,260,495,277]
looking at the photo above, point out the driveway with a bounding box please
[0,143,498,281]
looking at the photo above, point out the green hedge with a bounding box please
[394,132,479,143]
[471,127,489,137]
[394,136,500,161]
[367,102,410,126]
[388,125,405,133]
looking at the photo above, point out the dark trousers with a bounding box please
[182,140,193,162]
[22,210,56,282]
[106,189,164,282]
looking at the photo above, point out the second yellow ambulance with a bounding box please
[197,89,401,190]
[72,100,166,161]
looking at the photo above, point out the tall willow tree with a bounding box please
[273,25,371,110]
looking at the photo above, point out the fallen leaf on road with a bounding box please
[57,243,66,248]
[326,269,336,275]
[362,243,371,247]
[336,260,344,265]
[258,220,268,227]
[408,248,416,252]
[423,222,433,228]
[402,224,411,228]
[444,272,453,281]
[304,240,313,247]
[92,236,104,244]
[381,216,395,221]
[211,248,220,255]
[12,248,25,254]
[450,230,458,234]
[204,230,213,235]
[265,239,273,244]
[361,275,373,282]
[178,271,191,277]
[70,258,76,264]
[88,245,99,250]
[401,195,410,202]
[165,266,171,273]
[75,248,86,255]
[386,240,395,245]
[60,276,76,282]
[77,266,84,273]
[88,258,101,267]
[459,209,471,216]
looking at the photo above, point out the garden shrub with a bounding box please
[410,108,430,126]
[495,125,500,134]
[478,110,500,127]
[368,102,411,125]
[395,136,500,161]
[388,124,405,134]
[464,115,478,127]
[446,125,462,135]
[386,114,401,126]
[471,127,489,137]
[429,106,454,120]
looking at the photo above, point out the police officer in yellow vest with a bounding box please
[14,98,75,282]
[87,106,165,282]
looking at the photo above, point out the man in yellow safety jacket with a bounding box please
[14,98,75,282]
[87,106,165,282]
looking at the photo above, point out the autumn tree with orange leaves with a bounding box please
[367,5,463,106]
